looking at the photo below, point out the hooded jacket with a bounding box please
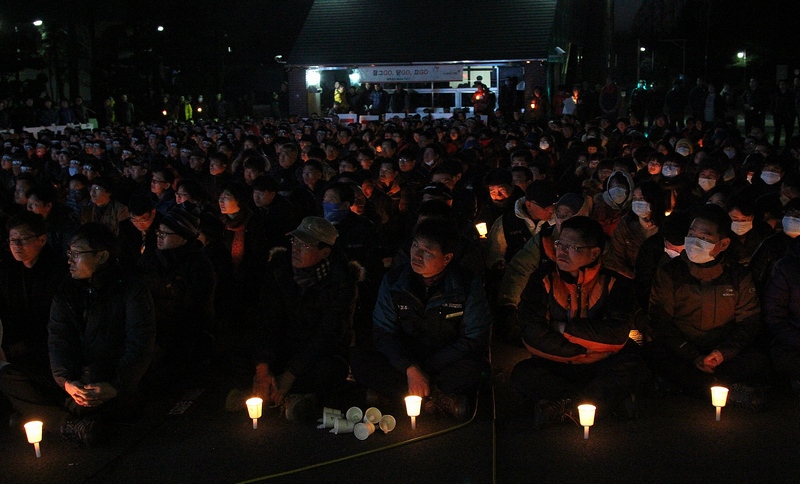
[592,169,635,237]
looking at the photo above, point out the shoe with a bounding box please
[532,398,577,430]
[727,383,766,412]
[283,393,317,422]
[424,391,470,420]
[61,416,100,447]
[224,388,249,412]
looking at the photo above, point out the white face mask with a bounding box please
[723,148,736,159]
[684,236,717,264]
[782,216,800,237]
[698,177,716,192]
[662,166,679,177]
[539,141,550,150]
[664,247,682,259]
[761,171,781,185]
[609,187,628,204]
[505,142,515,151]
[632,200,651,217]
[731,220,753,236]
[676,146,690,156]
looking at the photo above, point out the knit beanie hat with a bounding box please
[162,207,200,240]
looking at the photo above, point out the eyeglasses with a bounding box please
[151,179,168,184]
[553,240,595,254]
[9,234,42,246]
[66,249,98,259]
[290,237,315,251]
[156,230,178,238]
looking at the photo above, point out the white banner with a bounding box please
[357,65,463,83]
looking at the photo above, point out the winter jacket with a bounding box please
[648,254,760,363]
[484,197,548,268]
[519,261,633,364]
[48,263,156,394]
[762,248,800,349]
[373,264,491,374]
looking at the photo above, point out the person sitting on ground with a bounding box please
[511,216,649,428]
[1,223,155,446]
[644,204,769,409]
[251,217,362,421]
[351,219,492,420]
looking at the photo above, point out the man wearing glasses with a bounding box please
[512,215,648,428]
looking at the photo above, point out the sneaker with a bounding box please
[283,393,317,422]
[727,383,766,412]
[532,398,577,429]
[61,416,100,447]
[424,391,470,420]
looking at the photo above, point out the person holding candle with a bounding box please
[645,204,769,408]
[351,218,492,420]
[511,216,649,428]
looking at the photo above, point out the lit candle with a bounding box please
[577,404,596,440]
[246,397,263,429]
[405,395,422,430]
[710,386,729,421]
[24,421,43,458]
[475,223,488,238]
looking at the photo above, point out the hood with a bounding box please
[601,169,635,209]
[514,197,547,235]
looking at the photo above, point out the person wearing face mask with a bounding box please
[591,170,635,237]
[605,181,666,280]
[750,159,785,200]
[724,192,775,267]
[750,198,800,296]
[645,204,769,409]
[675,159,723,212]
[321,182,380,281]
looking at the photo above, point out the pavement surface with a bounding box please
[3,339,800,483]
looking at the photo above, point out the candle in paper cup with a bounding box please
[24,421,43,458]
[246,397,263,429]
[710,386,729,421]
[475,223,488,238]
[405,395,422,430]
[577,404,596,440]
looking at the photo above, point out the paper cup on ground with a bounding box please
[364,407,382,424]
[354,421,375,440]
[346,406,363,423]
[331,417,355,434]
[379,415,396,434]
[323,407,342,416]
[318,411,340,428]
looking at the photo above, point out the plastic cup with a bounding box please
[363,407,382,424]
[379,415,396,434]
[331,417,355,434]
[345,406,363,423]
[354,421,375,440]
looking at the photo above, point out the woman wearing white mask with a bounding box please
[656,154,688,213]
[750,198,800,295]
[725,192,775,266]
[676,159,723,212]
[591,170,635,237]
[751,159,785,199]
[606,181,666,279]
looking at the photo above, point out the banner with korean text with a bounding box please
[357,65,463,83]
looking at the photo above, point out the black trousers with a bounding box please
[643,340,770,399]
[351,350,491,399]
[511,340,650,408]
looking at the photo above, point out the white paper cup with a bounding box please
[354,421,375,440]
[346,406,363,423]
[363,407,382,424]
[379,415,396,434]
[331,417,355,434]
[319,411,340,428]
[323,407,342,416]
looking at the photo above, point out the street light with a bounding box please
[32,20,43,27]
[738,51,747,85]
[157,25,164,32]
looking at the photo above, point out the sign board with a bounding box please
[357,65,463,83]
[359,115,380,125]
[336,113,358,125]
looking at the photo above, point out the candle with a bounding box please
[24,421,43,458]
[577,404,596,440]
[710,386,729,421]
[475,223,488,238]
[405,395,422,430]
[246,397,263,429]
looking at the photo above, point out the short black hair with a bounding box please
[413,217,460,256]
[252,175,278,193]
[127,193,155,216]
[324,181,355,205]
[7,211,46,235]
[68,222,119,259]
[691,203,732,239]
[560,215,606,251]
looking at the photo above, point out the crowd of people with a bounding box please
[2,73,800,446]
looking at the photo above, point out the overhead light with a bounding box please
[555,46,566,55]
[157,25,164,32]
[306,69,320,87]
[32,19,43,27]
[349,71,361,84]
[275,54,286,64]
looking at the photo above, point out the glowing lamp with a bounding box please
[197,107,203,113]
[711,386,729,421]
[475,222,488,238]
[405,395,422,430]
[162,110,168,116]
[246,397,263,429]
[577,404,596,440]
[24,421,43,458]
